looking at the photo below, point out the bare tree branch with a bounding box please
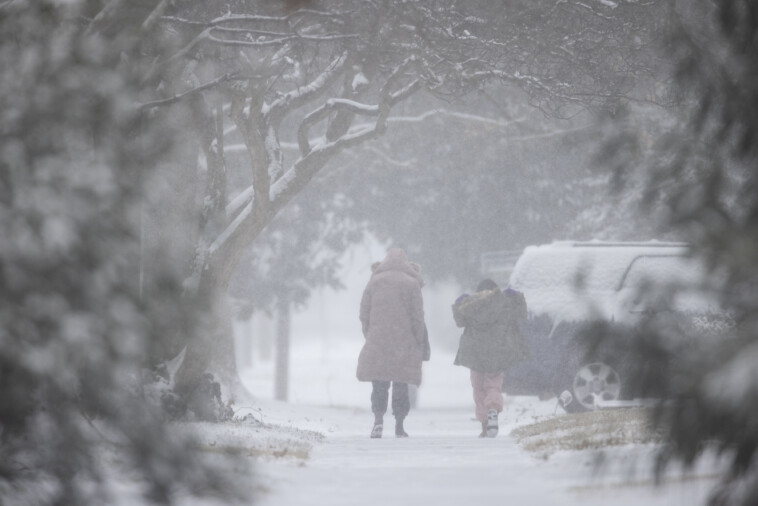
[139,73,239,110]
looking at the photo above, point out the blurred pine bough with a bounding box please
[597,1,758,505]
[0,2,242,504]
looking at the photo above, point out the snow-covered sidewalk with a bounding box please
[222,399,718,506]
[254,403,573,506]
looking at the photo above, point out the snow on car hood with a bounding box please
[508,241,712,325]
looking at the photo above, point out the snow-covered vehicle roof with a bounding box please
[508,241,713,324]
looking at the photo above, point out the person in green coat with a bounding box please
[452,278,529,437]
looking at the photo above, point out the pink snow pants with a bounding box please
[470,370,504,424]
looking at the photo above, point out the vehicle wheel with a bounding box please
[562,361,623,413]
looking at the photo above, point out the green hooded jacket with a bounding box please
[452,288,530,374]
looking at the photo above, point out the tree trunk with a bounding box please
[209,294,237,392]
[172,278,223,397]
[274,297,291,402]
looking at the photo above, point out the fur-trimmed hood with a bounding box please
[370,248,424,286]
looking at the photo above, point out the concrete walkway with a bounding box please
[257,406,583,506]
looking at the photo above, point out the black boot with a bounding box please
[395,417,409,438]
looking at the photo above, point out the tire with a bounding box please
[560,361,625,413]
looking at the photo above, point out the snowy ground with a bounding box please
[177,338,726,506]
[239,403,720,506]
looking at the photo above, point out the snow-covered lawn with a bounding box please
[178,338,726,506]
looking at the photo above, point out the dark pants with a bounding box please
[371,381,410,419]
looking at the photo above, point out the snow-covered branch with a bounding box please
[297,67,422,155]
[206,31,357,47]
[364,145,417,169]
[226,186,253,219]
[139,73,239,110]
[141,0,171,31]
[265,125,284,182]
[163,9,352,27]
[388,109,527,128]
[297,99,380,155]
[266,52,349,124]
[276,80,422,203]
[209,201,253,257]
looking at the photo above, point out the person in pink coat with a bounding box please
[357,248,425,439]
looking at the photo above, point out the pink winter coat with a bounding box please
[357,248,425,386]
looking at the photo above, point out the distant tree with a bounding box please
[330,90,606,285]
[326,84,682,290]
[0,1,239,504]
[602,1,758,504]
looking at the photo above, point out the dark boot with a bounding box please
[395,417,409,438]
